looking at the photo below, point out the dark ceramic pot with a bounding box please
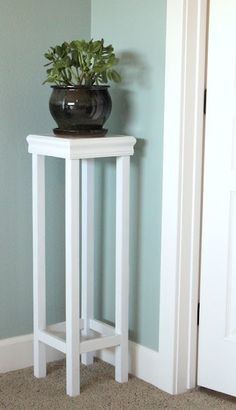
[49,85,112,137]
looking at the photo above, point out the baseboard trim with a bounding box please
[96,341,160,387]
[0,334,64,373]
[0,334,160,388]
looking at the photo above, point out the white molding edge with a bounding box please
[27,135,136,160]
[97,342,160,387]
[158,0,208,394]
[0,334,64,373]
[0,334,159,388]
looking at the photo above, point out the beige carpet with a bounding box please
[0,359,236,409]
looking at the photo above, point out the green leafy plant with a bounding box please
[43,39,121,86]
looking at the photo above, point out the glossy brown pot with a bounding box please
[49,85,112,137]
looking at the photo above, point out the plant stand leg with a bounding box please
[65,159,80,396]
[115,156,130,383]
[81,159,95,366]
[32,154,47,378]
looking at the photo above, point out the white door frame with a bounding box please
[158,0,208,394]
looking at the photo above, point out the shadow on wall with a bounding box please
[94,51,149,339]
[108,51,151,134]
[128,138,147,342]
[94,138,147,335]
[119,51,151,87]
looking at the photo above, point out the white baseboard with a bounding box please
[0,334,64,373]
[0,334,160,388]
[96,342,160,387]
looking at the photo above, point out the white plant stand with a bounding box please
[27,133,136,397]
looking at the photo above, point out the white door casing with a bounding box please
[198,0,236,396]
[159,0,207,394]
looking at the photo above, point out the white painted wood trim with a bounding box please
[46,320,84,333]
[0,334,159,388]
[27,134,136,159]
[65,159,81,396]
[32,154,47,378]
[97,341,160,388]
[115,156,130,383]
[158,0,207,394]
[81,336,122,354]
[81,159,95,366]
[0,335,64,373]
[38,330,66,354]
[90,319,117,336]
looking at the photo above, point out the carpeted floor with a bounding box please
[0,359,236,409]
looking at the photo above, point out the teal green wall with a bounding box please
[92,1,166,350]
[0,1,166,352]
[0,0,91,339]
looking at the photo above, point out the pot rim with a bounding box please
[50,85,110,90]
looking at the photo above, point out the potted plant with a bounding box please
[43,39,121,137]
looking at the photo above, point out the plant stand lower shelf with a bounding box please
[27,133,136,397]
[38,319,121,356]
